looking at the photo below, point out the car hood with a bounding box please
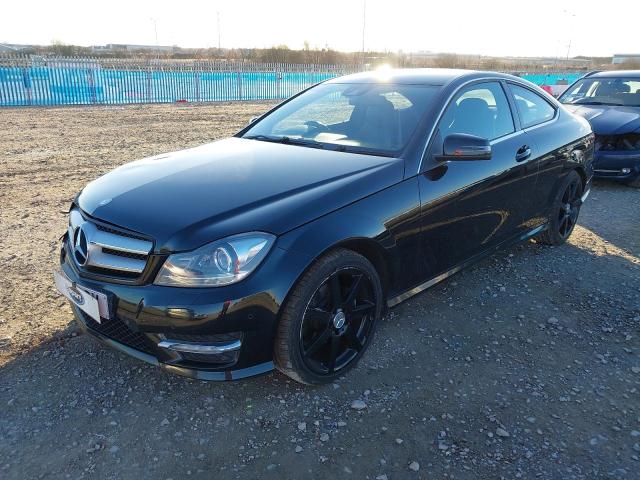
[78,137,403,252]
[564,104,640,135]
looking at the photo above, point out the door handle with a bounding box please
[515,145,531,162]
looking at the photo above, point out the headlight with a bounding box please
[154,232,275,287]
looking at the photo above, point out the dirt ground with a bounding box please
[0,103,639,480]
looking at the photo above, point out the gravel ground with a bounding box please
[1,103,639,480]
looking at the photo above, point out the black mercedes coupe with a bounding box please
[55,69,594,384]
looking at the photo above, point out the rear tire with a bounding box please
[628,176,640,188]
[274,249,383,385]
[537,170,583,246]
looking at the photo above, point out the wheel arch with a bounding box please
[574,165,588,191]
[545,165,586,211]
[331,237,392,302]
[278,236,392,314]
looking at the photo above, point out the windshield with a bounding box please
[559,77,640,107]
[242,83,440,156]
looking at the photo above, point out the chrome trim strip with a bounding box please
[519,223,546,240]
[85,248,147,273]
[594,169,624,174]
[581,188,591,203]
[387,265,464,308]
[158,339,242,354]
[91,229,152,255]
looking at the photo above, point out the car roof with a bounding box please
[589,70,640,79]
[326,68,522,86]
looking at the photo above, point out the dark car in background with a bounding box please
[560,70,640,187]
[55,69,593,384]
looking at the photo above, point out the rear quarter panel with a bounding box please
[528,109,593,221]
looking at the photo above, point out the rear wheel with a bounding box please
[537,170,583,246]
[274,249,383,385]
[628,176,640,188]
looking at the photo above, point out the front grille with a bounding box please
[96,223,148,241]
[68,209,153,279]
[101,247,148,261]
[179,350,239,365]
[595,133,640,152]
[80,310,156,355]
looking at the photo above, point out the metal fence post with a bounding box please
[22,66,32,106]
[87,67,96,104]
[146,66,152,103]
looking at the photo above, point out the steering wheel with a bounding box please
[304,120,329,132]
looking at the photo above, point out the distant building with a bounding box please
[0,43,33,53]
[612,54,640,65]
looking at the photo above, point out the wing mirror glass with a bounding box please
[439,133,491,161]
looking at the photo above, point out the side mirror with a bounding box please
[439,133,491,161]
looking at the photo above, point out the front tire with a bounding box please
[274,249,383,385]
[537,170,583,246]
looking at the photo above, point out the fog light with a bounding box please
[621,168,631,174]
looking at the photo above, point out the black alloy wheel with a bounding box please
[557,176,582,239]
[299,267,376,375]
[274,249,383,384]
[538,170,583,246]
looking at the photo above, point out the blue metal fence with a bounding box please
[0,57,359,106]
[519,72,581,86]
[0,56,583,107]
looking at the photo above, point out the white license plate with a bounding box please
[54,270,109,323]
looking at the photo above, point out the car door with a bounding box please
[507,83,565,224]
[417,81,539,276]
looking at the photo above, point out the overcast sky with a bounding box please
[1,0,636,58]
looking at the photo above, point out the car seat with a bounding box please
[451,98,494,140]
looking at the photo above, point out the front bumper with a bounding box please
[71,306,274,380]
[593,151,640,182]
[59,234,312,381]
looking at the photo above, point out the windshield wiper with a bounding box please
[244,134,325,149]
[330,145,397,158]
[244,134,395,157]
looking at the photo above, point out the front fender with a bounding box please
[277,178,422,299]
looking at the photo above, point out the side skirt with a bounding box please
[386,223,548,308]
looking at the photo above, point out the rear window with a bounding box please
[510,85,556,128]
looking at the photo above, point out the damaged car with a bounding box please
[560,70,640,187]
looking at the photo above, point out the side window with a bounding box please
[510,84,556,128]
[440,82,514,141]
